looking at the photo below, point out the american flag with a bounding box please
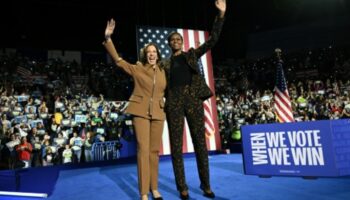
[273,60,294,123]
[16,66,32,77]
[136,26,221,155]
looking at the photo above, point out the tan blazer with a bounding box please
[104,40,166,120]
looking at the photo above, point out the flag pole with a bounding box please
[273,48,295,123]
[275,48,282,62]
[274,48,283,123]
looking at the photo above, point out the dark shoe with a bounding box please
[203,190,215,198]
[179,191,189,200]
[150,190,163,200]
[200,185,215,199]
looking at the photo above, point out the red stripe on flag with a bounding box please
[273,61,294,123]
[275,89,291,109]
[204,106,215,131]
[159,138,164,155]
[194,30,200,48]
[275,89,294,122]
[275,99,293,122]
[204,103,213,148]
[274,91,294,122]
[182,30,190,51]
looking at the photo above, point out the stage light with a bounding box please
[0,191,48,198]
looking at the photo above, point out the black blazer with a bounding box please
[162,15,225,101]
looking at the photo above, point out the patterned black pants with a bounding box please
[165,85,210,192]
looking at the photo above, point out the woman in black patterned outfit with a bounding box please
[162,0,226,199]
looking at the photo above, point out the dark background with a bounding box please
[1,0,349,60]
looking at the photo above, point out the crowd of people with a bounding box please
[215,45,350,149]
[1,44,350,170]
[0,78,131,169]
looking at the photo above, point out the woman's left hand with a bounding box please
[105,19,116,39]
[215,0,226,17]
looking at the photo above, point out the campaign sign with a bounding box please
[75,114,87,123]
[241,119,350,177]
[17,95,29,102]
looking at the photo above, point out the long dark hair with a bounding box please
[140,43,162,66]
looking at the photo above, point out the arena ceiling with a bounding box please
[1,0,349,59]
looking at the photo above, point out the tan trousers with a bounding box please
[133,117,164,195]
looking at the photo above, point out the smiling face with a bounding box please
[168,32,183,53]
[145,45,158,65]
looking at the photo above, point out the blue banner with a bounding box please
[241,119,350,177]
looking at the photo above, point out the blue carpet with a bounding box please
[0,154,349,200]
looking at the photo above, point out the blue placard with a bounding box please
[241,119,350,177]
[30,119,44,129]
[17,95,29,102]
[75,114,87,123]
[13,115,28,124]
[26,105,37,114]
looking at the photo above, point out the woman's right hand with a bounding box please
[105,19,116,40]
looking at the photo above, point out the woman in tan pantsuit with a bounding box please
[103,19,166,200]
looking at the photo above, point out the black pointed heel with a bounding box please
[150,190,163,200]
[179,191,189,200]
[200,185,215,199]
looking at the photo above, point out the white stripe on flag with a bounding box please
[199,31,217,150]
[161,121,171,155]
[275,88,293,122]
[177,29,184,48]
[275,89,294,121]
[205,105,216,150]
[188,29,195,49]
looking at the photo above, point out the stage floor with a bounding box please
[1,153,349,200]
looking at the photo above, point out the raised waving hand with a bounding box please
[105,19,116,40]
[215,0,226,17]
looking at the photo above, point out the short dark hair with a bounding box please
[167,32,183,44]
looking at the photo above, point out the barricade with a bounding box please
[91,141,120,161]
